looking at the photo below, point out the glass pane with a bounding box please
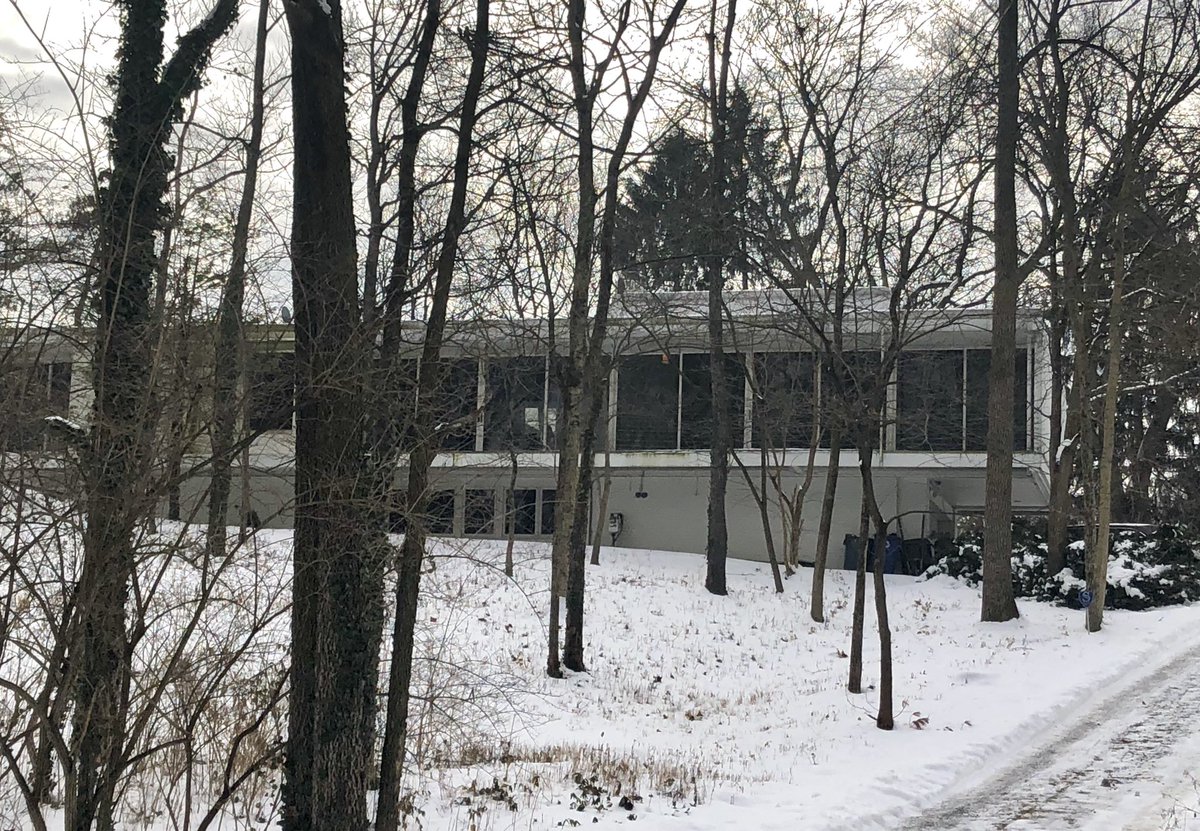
[897,351,964,451]
[464,489,495,535]
[679,353,745,450]
[485,356,546,451]
[248,352,294,432]
[616,354,679,450]
[752,352,816,449]
[540,489,556,535]
[820,351,883,448]
[426,489,456,535]
[396,358,418,450]
[434,358,478,451]
[506,488,537,535]
[546,367,610,452]
[965,349,1029,452]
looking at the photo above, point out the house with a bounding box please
[1,289,1051,567]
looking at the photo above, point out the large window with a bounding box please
[248,352,294,432]
[485,356,546,451]
[506,488,537,535]
[897,351,965,451]
[820,351,883,448]
[616,354,679,450]
[545,371,609,452]
[679,353,745,450]
[966,348,1029,452]
[751,352,817,449]
[892,347,1030,452]
[433,358,479,451]
[615,353,745,451]
[0,361,72,451]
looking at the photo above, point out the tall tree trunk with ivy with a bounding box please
[70,3,238,828]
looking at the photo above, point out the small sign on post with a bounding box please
[1079,589,1095,609]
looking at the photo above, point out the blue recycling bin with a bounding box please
[843,533,904,573]
[885,533,903,574]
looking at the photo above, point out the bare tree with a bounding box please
[553,0,689,675]
[746,0,907,623]
[374,0,492,826]
[702,0,738,595]
[208,0,272,560]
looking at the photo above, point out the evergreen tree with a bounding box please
[615,87,771,292]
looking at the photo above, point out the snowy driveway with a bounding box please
[901,640,1200,830]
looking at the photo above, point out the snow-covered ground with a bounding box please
[6,526,1200,830]
[389,536,1200,831]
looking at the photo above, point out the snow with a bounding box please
[380,538,1200,830]
[5,523,1200,829]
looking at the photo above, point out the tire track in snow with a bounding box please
[901,642,1200,830]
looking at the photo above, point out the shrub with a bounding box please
[923,524,1200,610]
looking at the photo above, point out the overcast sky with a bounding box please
[1,1,273,117]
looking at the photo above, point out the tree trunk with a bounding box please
[550,0,599,679]
[1129,389,1174,522]
[556,0,686,672]
[860,455,893,730]
[1041,26,1085,576]
[590,459,611,566]
[70,3,238,828]
[563,435,595,671]
[505,450,519,578]
[811,428,841,623]
[760,448,785,593]
[373,0,489,826]
[704,0,738,597]
[282,2,383,829]
[980,0,1021,623]
[1088,217,1128,633]
[847,489,869,694]
[208,0,269,560]
[733,438,784,593]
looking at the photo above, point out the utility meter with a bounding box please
[608,512,624,545]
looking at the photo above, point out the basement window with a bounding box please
[426,489,456,535]
[464,489,495,535]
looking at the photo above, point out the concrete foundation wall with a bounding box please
[169,459,1053,569]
